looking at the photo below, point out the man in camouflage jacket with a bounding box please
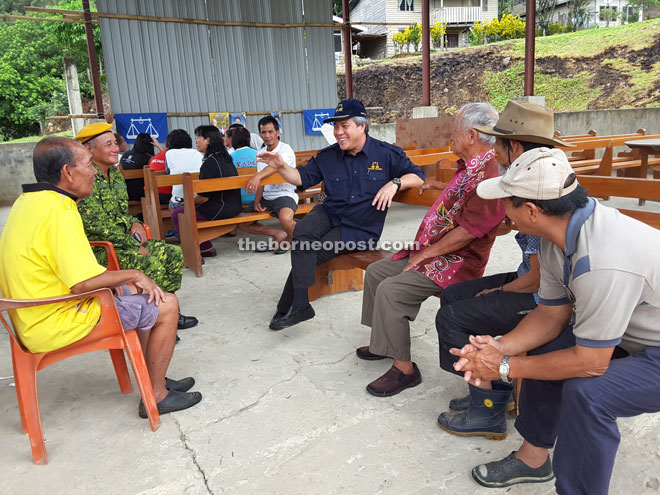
[75,123,198,330]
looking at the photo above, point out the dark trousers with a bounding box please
[436,272,537,375]
[276,206,349,313]
[515,329,660,494]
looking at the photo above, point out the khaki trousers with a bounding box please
[361,256,441,361]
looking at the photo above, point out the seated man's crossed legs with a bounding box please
[357,256,441,397]
[240,196,298,253]
[114,286,202,417]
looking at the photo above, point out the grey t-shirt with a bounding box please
[537,198,660,354]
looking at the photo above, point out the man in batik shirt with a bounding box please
[75,123,198,331]
[356,103,505,397]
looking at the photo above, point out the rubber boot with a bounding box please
[449,384,516,413]
[437,383,511,440]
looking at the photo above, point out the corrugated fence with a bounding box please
[97,0,337,151]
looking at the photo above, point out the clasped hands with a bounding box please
[450,335,505,386]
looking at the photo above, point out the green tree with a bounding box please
[499,0,514,16]
[537,0,558,34]
[0,18,66,139]
[627,0,660,20]
[0,0,49,14]
[567,0,594,30]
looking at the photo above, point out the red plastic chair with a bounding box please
[90,224,152,272]
[1,288,160,464]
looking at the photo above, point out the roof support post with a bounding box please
[342,0,353,98]
[524,0,535,96]
[422,0,430,106]
[82,0,104,118]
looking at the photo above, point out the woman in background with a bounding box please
[170,125,242,257]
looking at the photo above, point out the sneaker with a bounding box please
[366,363,422,397]
[138,390,203,419]
[472,452,554,488]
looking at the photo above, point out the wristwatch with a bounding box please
[392,177,402,191]
[499,355,512,384]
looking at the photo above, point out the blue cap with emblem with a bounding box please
[323,98,368,123]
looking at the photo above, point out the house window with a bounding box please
[399,0,414,11]
[483,0,488,11]
[599,5,617,21]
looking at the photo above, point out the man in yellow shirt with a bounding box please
[0,137,202,418]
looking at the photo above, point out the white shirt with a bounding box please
[257,141,298,202]
[165,148,204,201]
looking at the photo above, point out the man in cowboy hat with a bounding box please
[435,100,572,439]
[257,98,424,330]
[74,123,198,332]
[452,146,660,493]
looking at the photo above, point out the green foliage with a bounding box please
[0,0,49,14]
[468,14,526,46]
[430,21,447,47]
[0,18,67,139]
[391,22,440,53]
[405,23,421,52]
[537,0,558,34]
[567,0,594,31]
[43,0,102,57]
[548,22,572,35]
[484,62,600,112]
[498,0,514,16]
[0,0,103,140]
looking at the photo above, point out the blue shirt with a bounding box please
[297,136,424,243]
[515,232,541,303]
[231,147,258,205]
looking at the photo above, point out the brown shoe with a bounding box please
[356,346,387,361]
[366,363,422,397]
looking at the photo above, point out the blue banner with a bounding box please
[115,112,168,144]
[303,108,335,135]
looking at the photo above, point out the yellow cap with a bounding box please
[75,122,113,144]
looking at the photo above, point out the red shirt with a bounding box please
[392,149,505,287]
[148,150,171,195]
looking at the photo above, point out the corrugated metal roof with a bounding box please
[97,0,337,151]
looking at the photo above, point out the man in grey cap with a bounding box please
[452,147,660,493]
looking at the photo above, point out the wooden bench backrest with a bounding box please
[560,129,645,142]
[117,164,145,181]
[555,130,597,139]
[406,146,452,156]
[579,176,660,229]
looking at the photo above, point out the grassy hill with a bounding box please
[338,18,660,121]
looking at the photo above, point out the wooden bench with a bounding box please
[117,165,146,217]
[578,176,660,229]
[178,173,322,276]
[142,168,200,240]
[308,177,456,302]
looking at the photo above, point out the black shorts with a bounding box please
[245,196,298,217]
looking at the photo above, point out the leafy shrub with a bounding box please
[469,14,526,46]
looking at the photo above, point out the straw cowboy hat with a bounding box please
[474,100,572,147]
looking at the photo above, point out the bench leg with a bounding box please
[309,263,365,302]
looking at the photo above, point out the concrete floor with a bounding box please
[1,200,660,494]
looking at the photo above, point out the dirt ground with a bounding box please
[338,33,660,122]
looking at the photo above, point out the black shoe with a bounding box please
[178,313,198,330]
[270,310,286,327]
[175,334,181,344]
[165,376,195,392]
[138,390,203,418]
[472,452,554,488]
[200,247,217,257]
[269,305,315,330]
